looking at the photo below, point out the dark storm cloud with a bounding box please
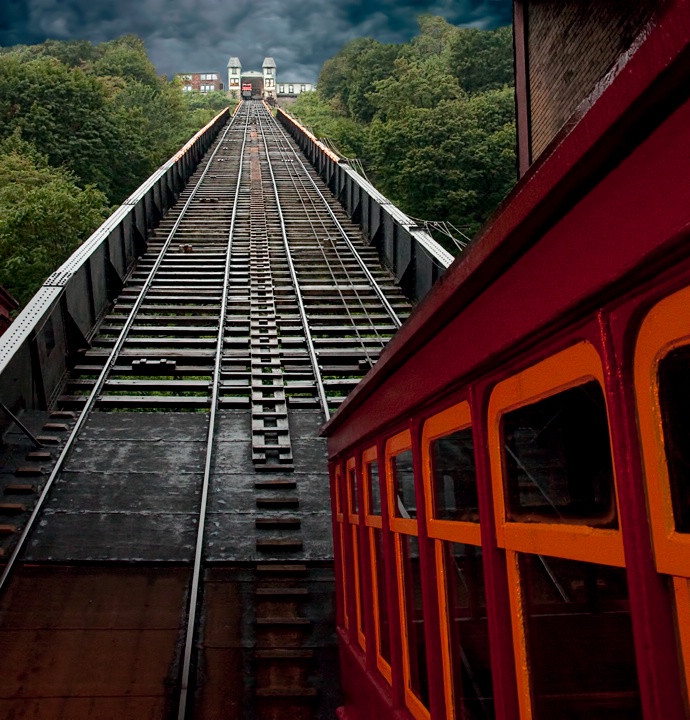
[0,0,512,82]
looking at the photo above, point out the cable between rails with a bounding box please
[255,106,331,421]
[269,112,403,330]
[262,119,389,364]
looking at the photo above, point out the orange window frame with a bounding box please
[347,456,366,650]
[363,445,382,526]
[422,401,481,546]
[363,445,392,683]
[634,286,690,700]
[421,401,482,718]
[387,430,418,536]
[487,341,625,567]
[386,430,430,720]
[635,285,690,577]
[488,341,626,720]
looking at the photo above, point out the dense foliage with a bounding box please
[291,17,516,241]
[0,35,233,306]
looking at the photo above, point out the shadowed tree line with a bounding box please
[290,17,516,245]
[0,35,233,306]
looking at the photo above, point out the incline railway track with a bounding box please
[0,100,412,719]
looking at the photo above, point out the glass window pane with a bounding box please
[519,553,641,720]
[502,381,617,526]
[401,534,430,708]
[443,542,494,718]
[348,467,358,514]
[658,346,690,532]
[393,449,416,518]
[367,460,382,515]
[432,428,479,522]
[373,529,391,664]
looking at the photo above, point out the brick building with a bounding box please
[176,72,223,94]
[514,0,658,174]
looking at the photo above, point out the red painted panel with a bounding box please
[338,630,414,720]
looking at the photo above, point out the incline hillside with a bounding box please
[0,35,234,306]
[290,16,516,245]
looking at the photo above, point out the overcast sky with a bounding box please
[0,0,512,83]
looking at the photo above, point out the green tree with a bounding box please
[0,54,120,195]
[449,26,514,94]
[319,37,401,122]
[289,91,368,158]
[367,55,465,123]
[0,134,110,305]
[0,35,234,306]
[367,87,516,235]
[90,35,162,88]
[293,16,517,245]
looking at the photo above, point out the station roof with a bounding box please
[241,71,263,78]
[227,57,241,67]
[263,57,277,67]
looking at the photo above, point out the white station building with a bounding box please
[226,56,313,101]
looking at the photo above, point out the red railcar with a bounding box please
[323,2,690,719]
[241,82,253,99]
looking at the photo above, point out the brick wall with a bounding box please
[527,0,658,161]
[178,73,223,93]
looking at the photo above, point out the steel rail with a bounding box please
[265,105,403,329]
[0,110,240,596]
[176,103,253,720]
[256,107,331,420]
[263,112,390,320]
[262,118,389,360]
[263,124,381,367]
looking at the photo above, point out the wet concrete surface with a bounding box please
[22,410,332,563]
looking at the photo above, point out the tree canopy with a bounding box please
[0,35,234,307]
[0,133,110,306]
[291,17,516,242]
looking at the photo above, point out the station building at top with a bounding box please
[226,56,313,102]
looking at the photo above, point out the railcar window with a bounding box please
[431,428,479,522]
[442,542,494,719]
[657,346,690,532]
[518,553,641,720]
[393,450,417,518]
[401,534,430,709]
[367,460,382,515]
[501,381,617,526]
[348,467,359,514]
